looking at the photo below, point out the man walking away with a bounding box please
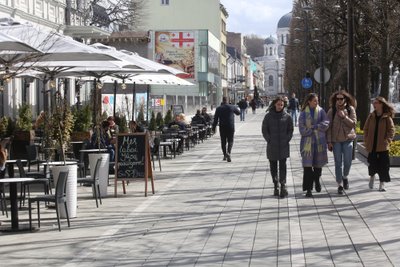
[212,97,240,162]
[238,98,248,121]
[288,93,300,126]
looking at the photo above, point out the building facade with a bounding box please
[140,0,227,109]
[255,12,291,97]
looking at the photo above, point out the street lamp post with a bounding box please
[347,0,355,96]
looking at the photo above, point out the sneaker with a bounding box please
[369,175,375,189]
[379,182,386,192]
[343,178,349,190]
[305,190,313,197]
[338,186,344,195]
[226,154,231,162]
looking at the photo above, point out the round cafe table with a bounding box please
[0,178,34,231]
[5,159,28,178]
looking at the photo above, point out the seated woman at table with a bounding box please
[90,120,115,161]
[168,113,187,131]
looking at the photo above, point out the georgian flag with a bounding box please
[170,31,194,48]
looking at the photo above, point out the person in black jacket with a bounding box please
[212,97,240,162]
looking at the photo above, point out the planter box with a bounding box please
[52,164,78,218]
[71,131,91,142]
[356,134,364,142]
[357,142,400,166]
[89,153,110,197]
[11,130,35,159]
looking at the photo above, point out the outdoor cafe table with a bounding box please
[6,159,28,178]
[0,177,34,231]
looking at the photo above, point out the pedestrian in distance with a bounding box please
[299,93,329,197]
[238,98,248,121]
[288,92,300,126]
[250,98,257,114]
[363,96,395,191]
[326,90,357,195]
[262,96,294,198]
[212,96,240,162]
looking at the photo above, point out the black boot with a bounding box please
[273,181,279,196]
[305,189,313,197]
[315,175,321,193]
[280,184,288,198]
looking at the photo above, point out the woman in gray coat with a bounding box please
[262,96,294,198]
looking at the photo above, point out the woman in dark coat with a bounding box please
[262,96,294,198]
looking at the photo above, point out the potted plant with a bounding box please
[164,109,173,126]
[12,103,35,159]
[44,91,78,218]
[156,112,164,131]
[114,113,128,133]
[148,111,157,135]
[71,104,92,141]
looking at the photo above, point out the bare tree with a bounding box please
[245,35,265,59]
[69,0,146,31]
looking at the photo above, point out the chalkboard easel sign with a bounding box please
[115,133,155,197]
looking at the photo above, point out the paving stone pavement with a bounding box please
[1,110,400,267]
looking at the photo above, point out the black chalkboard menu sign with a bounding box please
[115,133,155,197]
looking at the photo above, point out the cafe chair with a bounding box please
[151,137,162,172]
[16,159,51,207]
[0,167,7,217]
[26,145,46,172]
[28,171,70,232]
[77,157,102,208]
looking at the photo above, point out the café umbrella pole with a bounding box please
[113,80,117,118]
[132,82,136,121]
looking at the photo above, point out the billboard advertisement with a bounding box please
[155,31,195,79]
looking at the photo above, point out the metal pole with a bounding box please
[347,0,355,95]
[146,84,150,123]
[132,82,136,121]
[113,80,117,118]
[305,10,310,76]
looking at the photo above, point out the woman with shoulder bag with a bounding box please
[364,97,395,191]
[326,90,357,195]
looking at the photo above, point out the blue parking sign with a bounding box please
[301,78,313,89]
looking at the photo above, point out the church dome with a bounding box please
[264,36,278,45]
[277,12,292,29]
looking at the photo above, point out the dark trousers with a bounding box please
[368,151,390,182]
[270,159,287,185]
[219,127,234,156]
[303,167,321,191]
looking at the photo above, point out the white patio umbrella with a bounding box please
[90,43,186,75]
[0,24,117,62]
[0,31,41,52]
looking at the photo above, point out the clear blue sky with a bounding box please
[220,0,293,38]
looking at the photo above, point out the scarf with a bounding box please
[303,106,323,156]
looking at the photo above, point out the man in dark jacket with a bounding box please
[238,99,248,121]
[212,97,240,162]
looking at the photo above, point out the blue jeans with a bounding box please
[333,141,353,184]
[290,110,298,125]
[240,109,246,121]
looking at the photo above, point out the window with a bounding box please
[269,47,273,56]
[268,75,274,86]
[161,0,169,5]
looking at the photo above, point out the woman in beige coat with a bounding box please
[363,97,395,191]
[327,90,357,195]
